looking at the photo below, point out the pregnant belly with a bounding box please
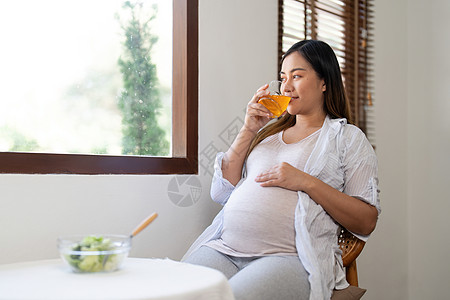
[221,182,298,255]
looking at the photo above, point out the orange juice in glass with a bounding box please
[258,80,291,118]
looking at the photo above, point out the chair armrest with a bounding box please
[338,227,366,267]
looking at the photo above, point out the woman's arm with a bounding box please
[255,162,378,236]
[222,84,273,186]
[210,153,238,205]
[303,174,378,235]
[221,127,257,186]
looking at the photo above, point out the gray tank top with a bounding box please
[206,129,320,257]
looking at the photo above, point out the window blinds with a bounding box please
[278,0,375,144]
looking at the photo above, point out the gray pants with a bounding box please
[183,246,310,300]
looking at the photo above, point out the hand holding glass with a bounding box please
[258,81,291,118]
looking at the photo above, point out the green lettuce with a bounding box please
[65,235,123,272]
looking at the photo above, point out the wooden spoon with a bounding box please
[131,212,158,238]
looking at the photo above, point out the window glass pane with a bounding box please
[0,0,172,157]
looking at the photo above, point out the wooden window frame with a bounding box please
[0,0,198,175]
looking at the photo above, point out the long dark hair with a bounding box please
[247,40,352,157]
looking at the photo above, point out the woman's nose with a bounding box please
[282,81,293,93]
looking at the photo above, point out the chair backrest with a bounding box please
[338,227,365,286]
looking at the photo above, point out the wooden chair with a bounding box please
[338,227,366,287]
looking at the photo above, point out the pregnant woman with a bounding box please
[183,39,380,300]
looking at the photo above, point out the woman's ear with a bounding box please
[322,82,326,92]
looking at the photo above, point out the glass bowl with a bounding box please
[57,234,131,273]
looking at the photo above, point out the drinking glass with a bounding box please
[257,80,291,118]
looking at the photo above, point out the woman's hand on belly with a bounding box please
[255,162,311,192]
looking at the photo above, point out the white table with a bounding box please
[0,258,235,300]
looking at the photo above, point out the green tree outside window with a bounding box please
[117,1,169,156]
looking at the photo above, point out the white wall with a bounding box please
[406,0,450,298]
[362,0,450,299]
[0,0,278,264]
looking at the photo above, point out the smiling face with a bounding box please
[280,51,326,118]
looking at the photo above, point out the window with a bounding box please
[0,0,198,174]
[278,0,375,143]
